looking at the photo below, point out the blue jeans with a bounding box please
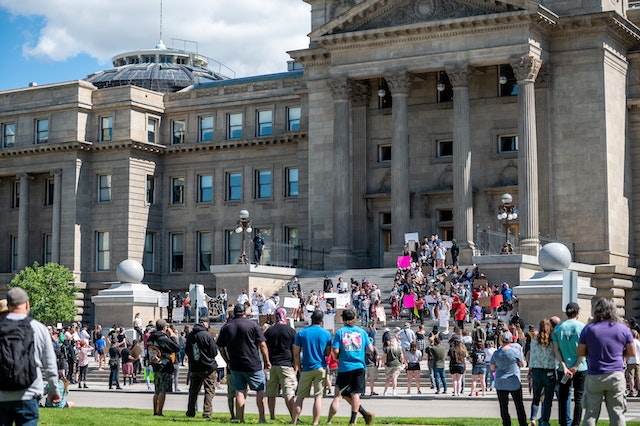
[530,369,556,426]
[434,367,447,393]
[485,364,495,388]
[558,370,585,426]
[360,310,369,327]
[0,398,39,426]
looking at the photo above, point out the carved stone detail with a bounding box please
[385,71,412,95]
[511,55,542,83]
[446,65,473,88]
[328,78,351,101]
[350,81,370,105]
[535,65,551,88]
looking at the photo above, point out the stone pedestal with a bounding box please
[472,253,541,287]
[514,270,596,325]
[210,264,296,305]
[91,260,161,329]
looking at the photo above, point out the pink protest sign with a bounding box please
[403,294,415,308]
[397,255,411,269]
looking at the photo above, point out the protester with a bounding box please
[527,319,556,426]
[578,298,635,426]
[264,307,297,421]
[553,302,587,426]
[405,342,422,394]
[147,319,180,416]
[217,304,271,424]
[0,287,61,424]
[469,340,486,397]
[491,331,527,426]
[108,340,122,390]
[43,376,75,408]
[292,310,332,426]
[382,333,404,396]
[448,339,467,397]
[185,316,218,419]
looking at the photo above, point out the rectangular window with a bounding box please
[198,175,213,203]
[12,181,19,208]
[256,170,271,199]
[227,172,242,201]
[172,120,185,145]
[2,123,15,148]
[285,227,299,245]
[287,107,301,131]
[43,234,52,264]
[228,113,242,139]
[143,232,154,273]
[200,116,214,142]
[146,175,155,204]
[96,231,110,271]
[226,230,241,264]
[10,236,18,271]
[147,117,158,143]
[437,139,453,158]
[286,168,298,197]
[198,231,212,272]
[36,119,49,143]
[498,135,518,153]
[170,233,184,272]
[172,177,185,204]
[100,116,113,141]
[45,178,55,206]
[98,174,111,202]
[378,145,391,162]
[257,110,272,137]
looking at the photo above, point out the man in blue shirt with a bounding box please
[328,309,375,426]
[291,310,332,426]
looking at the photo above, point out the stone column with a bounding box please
[326,78,356,268]
[52,169,62,263]
[386,71,412,254]
[512,55,542,256]
[350,81,371,263]
[447,65,475,264]
[17,173,31,269]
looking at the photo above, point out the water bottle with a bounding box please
[560,373,570,384]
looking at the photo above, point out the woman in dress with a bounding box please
[526,319,556,426]
[374,299,387,328]
[438,295,450,335]
[405,342,423,394]
[490,331,527,426]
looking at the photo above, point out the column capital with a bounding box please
[51,169,63,177]
[446,65,474,88]
[535,64,551,88]
[385,71,411,95]
[327,78,351,101]
[349,81,370,106]
[511,54,542,83]
[16,172,32,180]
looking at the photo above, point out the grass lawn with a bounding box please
[38,407,640,425]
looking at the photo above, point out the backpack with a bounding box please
[0,317,38,391]
[147,340,175,366]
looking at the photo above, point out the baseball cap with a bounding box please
[404,322,411,328]
[565,302,580,315]
[233,303,246,316]
[199,316,210,324]
[502,331,513,343]
[341,309,355,321]
[7,287,29,306]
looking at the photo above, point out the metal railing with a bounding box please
[475,227,575,257]
[259,242,326,270]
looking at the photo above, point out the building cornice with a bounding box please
[165,132,307,153]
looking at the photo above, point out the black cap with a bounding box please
[199,316,210,324]
[341,309,355,321]
[311,309,324,324]
[565,302,580,316]
[233,303,246,316]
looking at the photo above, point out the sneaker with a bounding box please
[370,392,378,396]
[382,389,387,396]
[435,391,440,394]
[417,390,421,394]
[392,390,397,396]
[364,412,375,425]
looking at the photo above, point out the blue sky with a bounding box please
[0,0,310,91]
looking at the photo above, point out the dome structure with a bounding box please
[84,40,232,93]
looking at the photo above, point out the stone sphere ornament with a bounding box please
[538,243,572,272]
[116,259,145,283]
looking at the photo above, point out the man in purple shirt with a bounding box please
[578,298,635,426]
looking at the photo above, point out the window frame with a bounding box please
[227,172,242,201]
[287,107,301,131]
[143,232,155,273]
[437,139,453,158]
[45,178,55,206]
[197,231,213,272]
[198,174,213,203]
[497,134,519,154]
[43,234,52,264]
[10,236,18,271]
[2,122,15,148]
[146,175,155,205]
[285,168,299,197]
[12,181,19,208]
[172,119,186,145]
[147,117,159,143]
[98,174,112,202]
[227,113,243,139]
[170,233,184,273]
[256,109,273,137]
[100,116,113,142]
[96,231,110,272]
[255,169,272,199]
[378,145,392,163]
[199,115,214,142]
[226,229,242,264]
[36,118,49,144]
[171,177,185,205]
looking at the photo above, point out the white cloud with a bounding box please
[0,0,310,77]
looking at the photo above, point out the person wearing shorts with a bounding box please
[292,310,332,426]
[328,309,375,426]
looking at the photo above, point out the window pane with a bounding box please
[43,234,52,264]
[287,168,298,197]
[199,175,213,202]
[257,110,272,136]
[288,107,301,131]
[172,177,184,204]
[101,116,112,141]
[45,178,55,206]
[146,175,155,204]
[257,170,271,198]
[198,232,212,271]
[143,232,154,272]
[200,116,213,142]
[438,140,453,157]
[148,118,157,143]
[37,119,48,143]
[97,231,110,271]
[99,175,111,202]
[499,135,518,153]
[226,230,241,264]
[228,173,242,200]
[228,113,242,139]
[171,233,184,272]
[172,120,185,144]
[3,123,15,147]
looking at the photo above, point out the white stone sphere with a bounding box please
[116,259,144,283]
[538,243,572,272]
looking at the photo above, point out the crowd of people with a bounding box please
[1,239,640,426]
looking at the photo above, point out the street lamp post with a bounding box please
[235,209,253,264]
[496,193,517,254]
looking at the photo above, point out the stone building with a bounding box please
[1,0,640,318]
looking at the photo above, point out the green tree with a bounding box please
[10,262,77,324]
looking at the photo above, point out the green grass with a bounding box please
[38,407,640,425]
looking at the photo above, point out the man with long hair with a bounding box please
[578,298,635,426]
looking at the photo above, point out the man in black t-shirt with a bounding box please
[217,304,271,424]
[264,307,297,421]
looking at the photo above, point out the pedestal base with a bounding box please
[326,248,358,270]
[210,264,296,306]
[91,283,161,330]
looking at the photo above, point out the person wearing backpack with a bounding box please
[185,316,218,419]
[147,318,180,417]
[0,287,61,425]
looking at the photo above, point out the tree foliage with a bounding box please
[10,262,77,324]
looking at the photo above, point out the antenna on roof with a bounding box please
[159,0,163,42]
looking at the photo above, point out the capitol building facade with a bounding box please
[2,0,640,318]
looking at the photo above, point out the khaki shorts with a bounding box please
[366,365,379,382]
[627,363,640,382]
[297,368,326,398]
[266,365,298,398]
[385,365,402,379]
